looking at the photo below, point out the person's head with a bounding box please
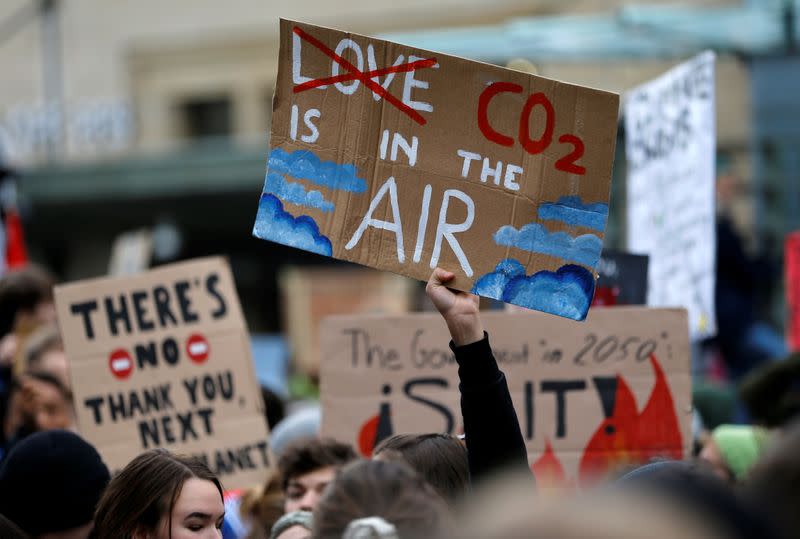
[270,511,312,539]
[21,372,74,432]
[2,372,74,443]
[0,513,28,539]
[22,323,69,389]
[312,459,451,539]
[739,352,800,428]
[617,459,778,539]
[0,430,110,539]
[373,433,469,504]
[458,479,725,539]
[278,439,357,514]
[237,472,285,537]
[746,421,800,539]
[700,424,771,482]
[93,449,224,539]
[0,265,56,336]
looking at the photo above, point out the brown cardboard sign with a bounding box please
[320,308,691,486]
[280,266,415,377]
[54,257,271,489]
[253,20,620,321]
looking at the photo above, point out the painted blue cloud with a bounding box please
[494,223,602,267]
[264,172,334,212]
[471,258,525,299]
[538,196,608,231]
[252,194,332,257]
[269,148,367,193]
[503,265,595,321]
[472,259,595,321]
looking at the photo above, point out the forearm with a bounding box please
[453,334,531,483]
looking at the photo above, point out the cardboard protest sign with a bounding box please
[625,52,717,339]
[253,19,620,321]
[592,249,649,306]
[320,308,691,486]
[54,257,271,489]
[280,266,414,376]
[786,232,800,351]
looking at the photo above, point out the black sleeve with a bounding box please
[452,333,532,485]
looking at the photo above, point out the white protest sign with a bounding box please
[625,52,717,340]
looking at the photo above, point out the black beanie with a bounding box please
[0,430,111,535]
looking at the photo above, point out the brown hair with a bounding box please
[0,265,55,336]
[278,438,357,491]
[374,433,469,504]
[456,471,724,539]
[92,449,223,539]
[239,472,285,539]
[312,459,451,539]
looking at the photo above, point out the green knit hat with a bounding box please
[711,425,771,480]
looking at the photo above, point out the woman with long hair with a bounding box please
[93,449,225,539]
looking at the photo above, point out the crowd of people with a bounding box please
[0,262,798,539]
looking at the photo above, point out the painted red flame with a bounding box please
[357,414,380,457]
[531,439,567,487]
[578,355,682,485]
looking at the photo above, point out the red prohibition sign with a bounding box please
[292,26,437,126]
[108,348,133,380]
[186,333,211,365]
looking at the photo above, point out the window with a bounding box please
[180,97,232,139]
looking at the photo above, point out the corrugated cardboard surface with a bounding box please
[254,19,619,320]
[279,266,414,376]
[54,257,271,490]
[320,308,691,485]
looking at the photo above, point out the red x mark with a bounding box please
[292,26,437,126]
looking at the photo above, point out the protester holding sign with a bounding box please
[0,265,59,459]
[424,267,530,483]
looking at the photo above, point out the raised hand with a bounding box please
[425,268,484,346]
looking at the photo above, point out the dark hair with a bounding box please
[92,449,223,539]
[239,471,285,538]
[278,438,357,491]
[619,459,778,539]
[312,459,451,539]
[374,433,469,504]
[0,513,28,539]
[739,352,800,428]
[0,265,55,336]
[746,420,800,539]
